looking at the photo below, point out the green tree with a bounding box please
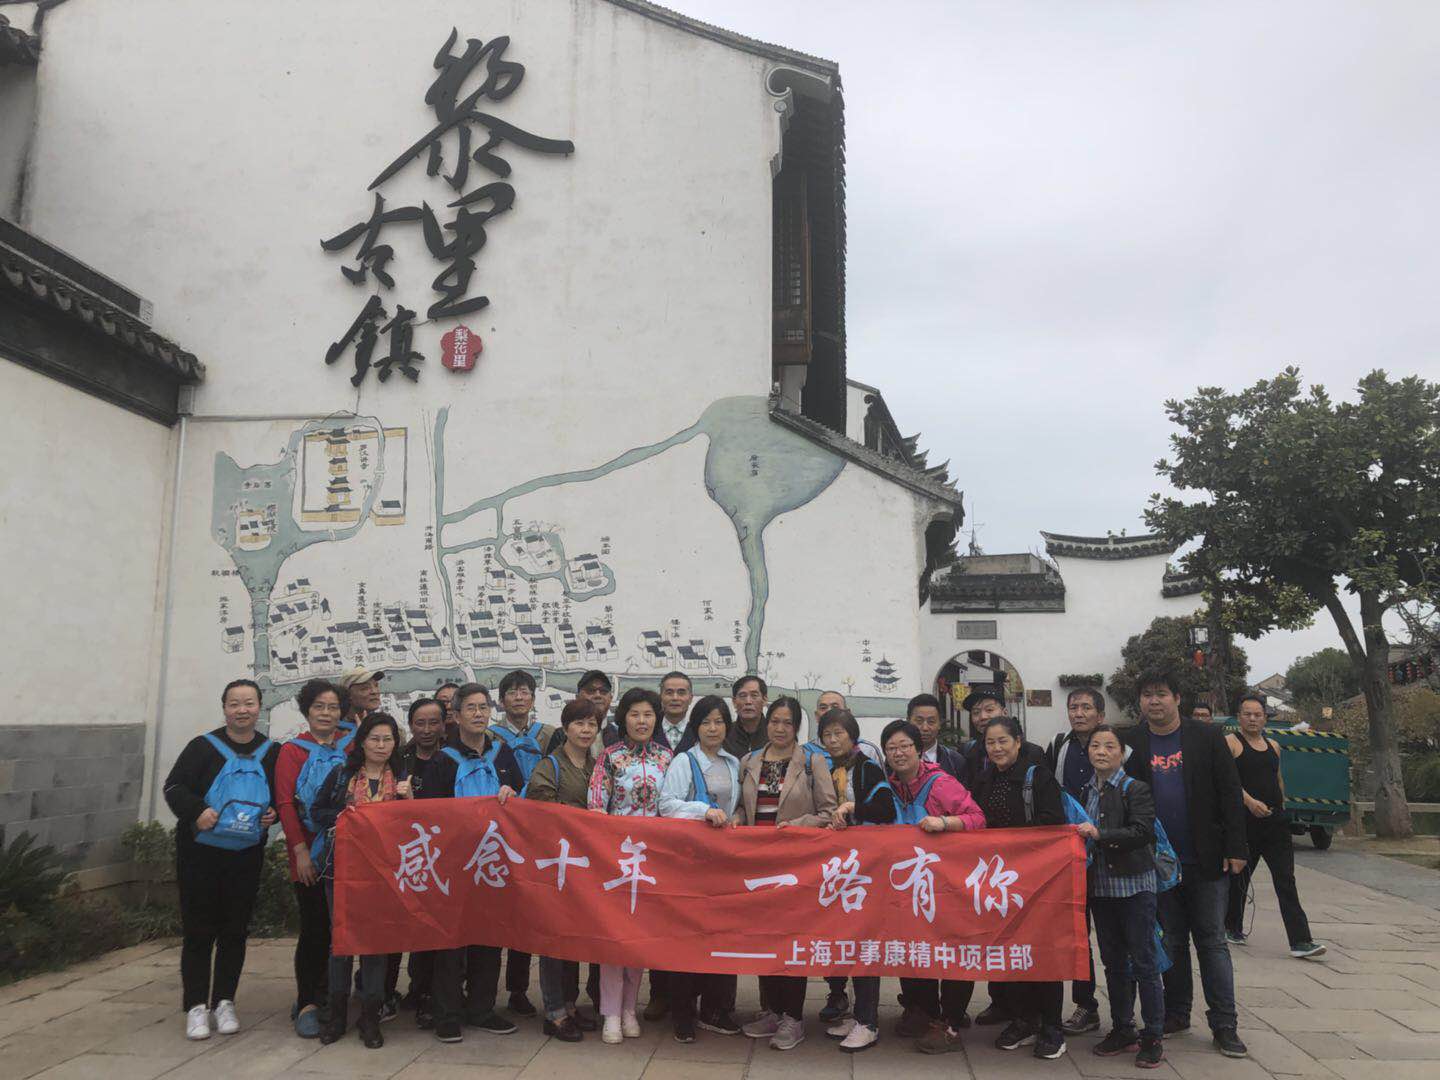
[1146,368,1440,837]
[1285,647,1361,714]
[1109,615,1250,718]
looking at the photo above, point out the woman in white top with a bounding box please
[658,695,743,1044]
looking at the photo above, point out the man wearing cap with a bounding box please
[552,670,620,751]
[338,668,384,724]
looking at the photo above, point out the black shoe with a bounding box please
[643,995,670,1022]
[1033,1026,1066,1060]
[544,1016,584,1042]
[1062,1006,1100,1035]
[416,1004,435,1030]
[469,1012,519,1035]
[572,1009,599,1032]
[951,1013,972,1029]
[1162,1016,1190,1037]
[1213,1028,1248,1058]
[1093,1028,1139,1056]
[1136,1035,1165,1069]
[895,1005,931,1037]
[508,992,538,1018]
[358,1002,384,1050]
[319,993,349,1045]
[697,1010,741,1036]
[674,1019,697,1043]
[995,1020,1037,1050]
[975,1004,1008,1027]
[818,990,849,1023]
[379,994,399,1023]
[434,1019,463,1043]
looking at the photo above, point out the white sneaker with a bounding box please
[743,1009,781,1038]
[602,1016,623,1044]
[185,1004,212,1041]
[621,1011,641,1038]
[827,1017,856,1040]
[840,1023,878,1053]
[770,1016,805,1051]
[213,999,239,1035]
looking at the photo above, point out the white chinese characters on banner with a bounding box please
[394,822,451,896]
[889,845,941,923]
[782,938,1036,973]
[818,849,872,913]
[603,835,656,914]
[965,854,1025,917]
[535,837,590,891]
[464,820,525,887]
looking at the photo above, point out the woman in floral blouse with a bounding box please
[587,687,672,1044]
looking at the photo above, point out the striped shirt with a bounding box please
[1084,769,1157,899]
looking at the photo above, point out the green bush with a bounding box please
[0,832,68,914]
[251,840,299,936]
[1403,752,1440,802]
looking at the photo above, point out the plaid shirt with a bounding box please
[1085,768,1157,899]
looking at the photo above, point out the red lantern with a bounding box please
[1193,649,1205,669]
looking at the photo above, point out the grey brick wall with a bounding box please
[0,723,146,868]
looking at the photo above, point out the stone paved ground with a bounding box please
[3,849,1439,1080]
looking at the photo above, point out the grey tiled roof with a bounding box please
[1041,531,1175,560]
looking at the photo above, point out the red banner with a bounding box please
[332,799,1088,981]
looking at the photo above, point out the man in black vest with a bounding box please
[1122,670,1249,1058]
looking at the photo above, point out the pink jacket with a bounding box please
[893,761,987,830]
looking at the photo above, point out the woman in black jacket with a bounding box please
[968,715,1067,1062]
[818,709,897,1053]
[1074,724,1165,1068]
[310,712,412,1050]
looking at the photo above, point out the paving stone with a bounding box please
[289,1034,424,1076]
[1280,986,1426,1011]
[1283,1032,1371,1060]
[30,1052,192,1080]
[0,989,116,1040]
[160,1028,322,1079]
[1345,1032,1440,1059]
[1228,1030,1337,1076]
[1320,1063,1440,1080]
[1168,1052,1277,1080]
[394,1064,520,1080]
[0,1034,87,1080]
[1380,1009,1440,1033]
[1249,1007,1410,1034]
[639,1061,746,1080]
[648,1028,754,1062]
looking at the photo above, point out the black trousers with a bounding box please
[758,975,806,1022]
[505,949,531,994]
[670,972,731,1023]
[433,944,502,1025]
[648,969,672,1001]
[899,977,974,1028]
[408,951,437,1002]
[177,841,264,1011]
[1072,899,1098,1011]
[1226,818,1313,947]
[1008,980,1063,1030]
[292,880,330,1010]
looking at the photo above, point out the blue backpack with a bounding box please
[895,773,940,826]
[491,721,546,780]
[1120,776,1181,891]
[196,734,273,850]
[290,724,354,832]
[521,752,563,799]
[1022,764,1093,827]
[687,752,718,809]
[801,741,833,771]
[442,745,501,798]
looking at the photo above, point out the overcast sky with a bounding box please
[675,0,1440,678]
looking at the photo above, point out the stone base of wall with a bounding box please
[0,722,146,870]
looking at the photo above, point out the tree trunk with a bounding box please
[1357,591,1413,838]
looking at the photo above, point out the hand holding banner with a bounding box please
[332,798,1088,981]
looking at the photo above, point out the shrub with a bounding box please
[0,832,68,914]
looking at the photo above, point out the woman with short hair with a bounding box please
[658,695,744,1043]
[735,696,838,1051]
[817,709,897,1053]
[309,712,413,1049]
[163,679,280,1042]
[968,714,1068,1061]
[273,679,349,1037]
[588,687,673,1044]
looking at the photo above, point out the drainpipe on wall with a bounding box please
[143,408,360,820]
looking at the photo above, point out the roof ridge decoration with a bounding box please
[1041,531,1176,560]
[0,12,40,65]
[600,0,838,75]
[0,235,204,382]
[766,392,963,510]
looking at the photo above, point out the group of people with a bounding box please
[162,663,1325,1069]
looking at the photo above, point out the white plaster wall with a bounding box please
[25,0,783,426]
[844,382,871,444]
[0,359,173,724]
[921,551,1203,746]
